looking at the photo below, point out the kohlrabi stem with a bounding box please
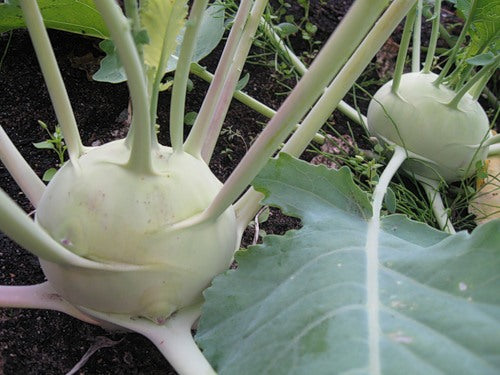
[170,0,209,153]
[20,0,84,167]
[184,0,254,157]
[282,0,418,158]
[366,145,406,375]
[420,178,456,234]
[190,63,326,144]
[448,56,500,109]
[260,17,368,127]
[0,282,100,325]
[489,144,500,156]
[0,126,45,207]
[391,3,417,94]
[150,0,188,147]
[234,0,418,227]
[0,189,142,270]
[422,0,441,73]
[200,0,397,222]
[79,302,216,375]
[434,0,478,86]
[124,0,143,59]
[411,0,422,72]
[200,0,269,162]
[95,1,153,173]
[484,134,500,148]
[469,64,498,101]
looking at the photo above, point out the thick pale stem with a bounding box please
[234,0,418,228]
[282,0,417,158]
[170,0,209,153]
[366,146,407,375]
[420,178,456,234]
[488,144,500,156]
[422,0,442,73]
[94,0,152,173]
[79,303,216,375]
[200,0,269,162]
[190,63,326,144]
[0,189,145,271]
[200,0,394,222]
[435,0,478,86]
[392,4,417,94]
[412,0,422,72]
[184,0,254,157]
[0,282,100,325]
[0,126,45,207]
[20,0,84,166]
[260,18,367,126]
[448,57,500,109]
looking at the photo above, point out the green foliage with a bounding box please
[93,3,225,84]
[0,0,108,38]
[32,120,66,182]
[197,154,500,374]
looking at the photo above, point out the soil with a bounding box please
[0,1,487,374]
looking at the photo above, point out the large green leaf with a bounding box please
[457,0,500,57]
[196,153,500,375]
[93,3,224,83]
[0,0,108,39]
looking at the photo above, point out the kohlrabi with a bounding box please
[1,0,419,373]
[365,0,499,233]
[367,71,491,183]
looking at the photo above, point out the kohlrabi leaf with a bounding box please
[0,0,108,39]
[140,0,187,72]
[165,3,225,72]
[93,3,224,83]
[456,0,500,56]
[196,153,500,375]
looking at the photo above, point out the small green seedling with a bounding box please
[32,120,67,181]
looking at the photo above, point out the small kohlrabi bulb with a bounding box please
[367,72,491,182]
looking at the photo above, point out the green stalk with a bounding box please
[469,64,497,101]
[0,189,142,270]
[420,178,456,233]
[0,283,100,325]
[79,302,215,375]
[260,17,367,127]
[488,144,500,156]
[184,0,254,157]
[0,126,45,207]
[170,0,209,153]
[200,0,269,162]
[95,0,152,173]
[282,0,418,158]
[412,0,422,72]
[20,0,84,167]
[391,3,417,94]
[235,0,418,227]
[124,0,143,59]
[434,0,478,86]
[199,0,395,222]
[422,0,441,73]
[150,0,188,148]
[190,63,325,144]
[365,145,407,375]
[448,56,500,109]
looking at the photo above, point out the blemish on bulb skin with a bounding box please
[60,238,73,247]
[459,282,468,291]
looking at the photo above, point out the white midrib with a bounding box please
[365,146,407,375]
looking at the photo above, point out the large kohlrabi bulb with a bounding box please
[36,140,237,322]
